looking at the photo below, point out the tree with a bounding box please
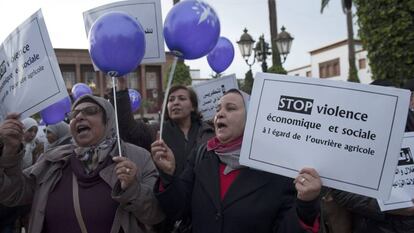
[267,65,287,75]
[353,0,414,86]
[241,70,254,94]
[167,60,192,86]
[321,0,359,82]
[268,0,282,67]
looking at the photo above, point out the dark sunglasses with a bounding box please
[69,106,101,120]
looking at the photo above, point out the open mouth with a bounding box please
[216,122,227,129]
[76,124,91,134]
[172,108,181,113]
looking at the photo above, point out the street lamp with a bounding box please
[236,28,256,70]
[237,27,292,72]
[275,26,294,64]
[237,29,271,72]
[254,35,271,72]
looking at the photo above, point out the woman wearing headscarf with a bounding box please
[151,89,322,233]
[21,117,44,169]
[45,121,72,149]
[0,94,164,233]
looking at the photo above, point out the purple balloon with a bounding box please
[89,12,146,77]
[207,37,235,73]
[40,96,72,125]
[71,83,92,100]
[128,89,141,112]
[164,0,220,60]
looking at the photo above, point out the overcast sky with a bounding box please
[0,0,356,80]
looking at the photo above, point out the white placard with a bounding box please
[192,74,239,121]
[0,10,68,122]
[83,0,165,67]
[240,73,410,200]
[377,132,414,211]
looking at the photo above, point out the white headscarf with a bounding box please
[21,117,39,169]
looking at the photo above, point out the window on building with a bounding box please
[319,58,340,78]
[60,65,76,90]
[126,71,140,90]
[306,71,312,77]
[81,65,98,94]
[359,58,366,70]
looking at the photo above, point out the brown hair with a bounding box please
[164,85,202,121]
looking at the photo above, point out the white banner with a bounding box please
[240,73,410,200]
[377,132,414,211]
[83,0,165,66]
[192,74,239,121]
[0,9,68,122]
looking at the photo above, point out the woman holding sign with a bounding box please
[151,89,322,233]
[0,95,164,233]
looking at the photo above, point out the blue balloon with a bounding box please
[71,83,92,100]
[128,89,141,112]
[207,37,235,73]
[164,0,220,60]
[89,12,146,77]
[40,96,72,125]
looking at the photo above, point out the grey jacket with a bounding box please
[0,142,164,233]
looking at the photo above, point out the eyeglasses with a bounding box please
[69,106,101,120]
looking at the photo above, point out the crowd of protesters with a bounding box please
[0,78,414,233]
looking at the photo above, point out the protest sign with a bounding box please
[377,132,414,211]
[192,74,238,121]
[0,10,68,122]
[240,73,410,200]
[83,0,165,66]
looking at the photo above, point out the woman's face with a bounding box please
[167,88,194,122]
[214,93,246,144]
[23,126,38,143]
[46,131,58,144]
[69,102,106,147]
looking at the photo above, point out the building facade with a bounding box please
[55,48,176,114]
[288,39,372,84]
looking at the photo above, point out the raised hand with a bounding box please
[294,167,322,202]
[150,139,176,176]
[0,113,23,155]
[112,156,138,190]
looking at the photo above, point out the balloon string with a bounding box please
[112,76,123,157]
[159,56,178,141]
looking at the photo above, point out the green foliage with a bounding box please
[241,70,253,94]
[353,0,414,86]
[267,65,287,75]
[166,60,192,86]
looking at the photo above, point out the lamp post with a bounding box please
[275,26,294,64]
[254,35,271,72]
[236,28,256,71]
[237,27,293,72]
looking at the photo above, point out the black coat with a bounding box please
[110,90,154,152]
[331,190,414,233]
[162,119,214,176]
[156,148,319,233]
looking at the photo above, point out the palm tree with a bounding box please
[268,0,282,67]
[321,0,359,82]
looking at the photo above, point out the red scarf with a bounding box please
[207,136,243,153]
